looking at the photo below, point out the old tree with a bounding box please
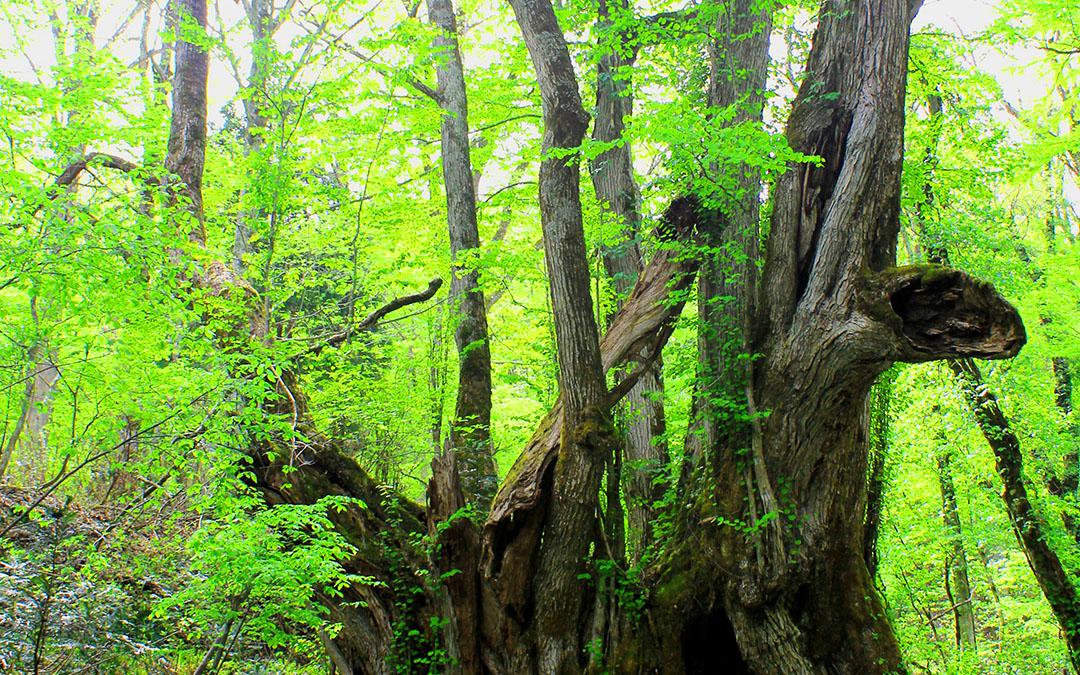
[8,0,1062,671]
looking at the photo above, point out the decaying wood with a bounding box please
[483,197,701,563]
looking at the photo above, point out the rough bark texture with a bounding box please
[504,0,615,668]
[936,444,977,649]
[679,0,771,555]
[646,1,1024,673]
[589,0,668,561]
[479,198,701,673]
[428,0,497,506]
[950,358,1080,670]
[165,0,209,241]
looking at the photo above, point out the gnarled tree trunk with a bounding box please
[79,0,1031,672]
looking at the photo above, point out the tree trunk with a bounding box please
[165,0,208,242]
[504,0,615,669]
[0,346,60,483]
[863,372,892,579]
[679,0,771,550]
[935,442,977,650]
[918,88,1080,662]
[232,0,271,274]
[950,358,1080,670]
[428,0,497,506]
[651,0,1025,672]
[588,0,669,562]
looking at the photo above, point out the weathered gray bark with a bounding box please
[480,197,701,671]
[427,0,497,506]
[649,1,1024,672]
[165,0,208,242]
[935,443,977,649]
[589,0,668,562]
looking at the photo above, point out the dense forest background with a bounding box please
[0,0,1077,672]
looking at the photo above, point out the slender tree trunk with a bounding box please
[918,90,1080,663]
[935,442,977,650]
[949,358,1080,670]
[165,0,208,241]
[427,0,497,505]
[0,346,60,482]
[679,0,771,540]
[505,0,615,669]
[232,0,271,274]
[864,372,892,578]
[588,0,668,562]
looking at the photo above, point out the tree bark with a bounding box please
[505,0,615,669]
[935,442,977,649]
[949,358,1080,670]
[589,0,668,563]
[427,0,497,506]
[78,0,1032,671]
[650,1,1024,672]
[232,0,271,274]
[165,0,209,243]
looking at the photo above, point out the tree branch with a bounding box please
[312,277,444,354]
[52,152,145,188]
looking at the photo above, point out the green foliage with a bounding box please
[0,0,1077,671]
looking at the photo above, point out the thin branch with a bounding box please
[310,277,444,354]
[0,389,214,539]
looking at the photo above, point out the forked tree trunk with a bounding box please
[642,0,1025,671]
[503,0,615,669]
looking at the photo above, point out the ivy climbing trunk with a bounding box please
[950,359,1080,670]
[641,0,1026,672]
